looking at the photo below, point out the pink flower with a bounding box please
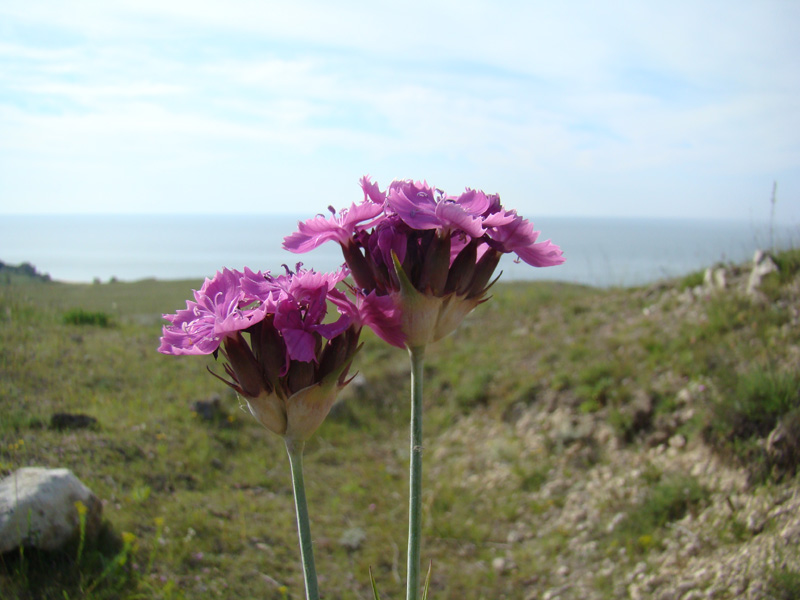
[157,268,266,356]
[159,265,382,441]
[484,210,565,267]
[387,180,486,238]
[283,176,564,348]
[283,201,383,254]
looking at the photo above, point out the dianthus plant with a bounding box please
[285,177,564,599]
[159,264,401,600]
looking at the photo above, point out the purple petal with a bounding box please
[289,266,348,299]
[514,238,566,267]
[283,215,351,253]
[240,267,275,303]
[487,214,565,267]
[281,328,319,363]
[454,188,491,216]
[312,314,352,340]
[159,268,264,355]
[387,180,441,230]
[372,217,409,266]
[434,202,485,237]
[360,175,386,204]
[342,200,385,230]
[356,291,405,349]
[283,202,384,253]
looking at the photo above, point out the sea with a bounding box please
[1,214,797,288]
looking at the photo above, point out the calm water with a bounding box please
[0,214,797,287]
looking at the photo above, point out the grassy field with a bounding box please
[1,250,799,599]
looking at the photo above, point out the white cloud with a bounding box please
[0,1,798,221]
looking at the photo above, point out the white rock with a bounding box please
[669,434,687,449]
[746,252,778,295]
[507,529,524,543]
[0,467,102,553]
[491,556,507,575]
[713,268,727,290]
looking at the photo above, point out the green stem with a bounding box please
[406,345,426,600]
[285,438,320,600]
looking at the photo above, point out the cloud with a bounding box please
[0,1,798,221]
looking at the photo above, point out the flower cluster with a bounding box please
[159,175,564,600]
[283,177,564,348]
[158,264,400,442]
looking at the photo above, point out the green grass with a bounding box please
[704,367,800,482]
[678,269,705,291]
[608,472,709,555]
[724,369,800,439]
[62,308,113,328]
[768,566,800,600]
[1,248,799,598]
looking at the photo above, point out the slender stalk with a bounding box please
[285,438,320,600]
[406,345,426,600]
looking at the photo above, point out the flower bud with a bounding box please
[223,333,266,398]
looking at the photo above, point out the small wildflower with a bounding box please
[159,264,400,442]
[284,176,564,348]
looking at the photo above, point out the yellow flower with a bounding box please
[122,531,137,546]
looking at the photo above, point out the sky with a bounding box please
[1,1,799,223]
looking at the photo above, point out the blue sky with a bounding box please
[1,1,799,223]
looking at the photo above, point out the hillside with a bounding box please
[0,261,51,283]
[1,249,799,599]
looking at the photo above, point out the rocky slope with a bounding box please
[421,249,800,599]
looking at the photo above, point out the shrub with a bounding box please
[722,369,800,440]
[63,308,112,327]
[772,248,800,281]
[611,473,708,554]
[705,368,800,481]
[761,247,800,299]
[768,566,800,600]
[678,269,705,291]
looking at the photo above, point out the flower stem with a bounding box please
[285,438,320,600]
[406,345,426,600]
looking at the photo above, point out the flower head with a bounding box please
[283,201,384,254]
[283,176,564,348]
[157,268,266,356]
[159,264,391,442]
[387,180,486,238]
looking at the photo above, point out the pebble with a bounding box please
[669,434,686,449]
[491,557,507,575]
